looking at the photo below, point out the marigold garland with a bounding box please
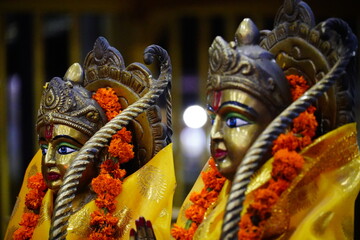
[13,173,48,240]
[90,87,134,239]
[171,158,226,240]
[238,74,318,239]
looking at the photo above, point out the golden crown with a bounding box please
[207,18,291,115]
[36,64,106,137]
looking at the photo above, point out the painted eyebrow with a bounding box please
[53,135,83,145]
[219,101,258,118]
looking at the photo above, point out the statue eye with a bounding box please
[57,143,78,155]
[40,145,48,155]
[225,113,251,128]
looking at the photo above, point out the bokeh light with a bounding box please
[183,105,207,128]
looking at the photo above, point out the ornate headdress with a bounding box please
[207,18,291,115]
[36,64,107,137]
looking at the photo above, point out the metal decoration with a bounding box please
[47,37,172,240]
[221,0,357,239]
[36,64,107,137]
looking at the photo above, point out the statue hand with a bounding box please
[130,216,156,240]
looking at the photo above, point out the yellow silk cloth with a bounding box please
[174,123,360,239]
[5,143,175,240]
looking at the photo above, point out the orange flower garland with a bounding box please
[171,158,226,240]
[13,173,48,240]
[238,74,318,239]
[90,87,134,239]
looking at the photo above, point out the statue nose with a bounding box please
[212,130,223,140]
[210,117,223,140]
[44,147,56,166]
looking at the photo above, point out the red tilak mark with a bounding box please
[212,91,222,112]
[45,124,54,140]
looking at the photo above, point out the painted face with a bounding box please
[207,89,273,180]
[38,124,96,193]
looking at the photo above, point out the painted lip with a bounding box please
[214,149,227,159]
[47,172,61,181]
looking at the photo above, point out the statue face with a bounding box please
[207,89,273,180]
[38,124,96,193]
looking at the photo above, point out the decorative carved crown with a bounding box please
[207,18,291,115]
[36,64,106,136]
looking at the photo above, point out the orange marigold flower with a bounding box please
[105,111,119,121]
[292,111,318,138]
[272,132,299,154]
[201,169,226,191]
[204,189,219,206]
[112,168,127,179]
[95,194,117,213]
[89,232,105,240]
[185,204,206,224]
[112,128,133,143]
[104,214,119,226]
[189,191,207,208]
[187,222,198,238]
[253,188,279,208]
[93,88,121,111]
[90,210,108,226]
[93,88,121,121]
[171,224,189,240]
[100,159,120,174]
[272,149,304,181]
[90,210,119,229]
[238,214,262,240]
[307,105,316,114]
[298,135,312,149]
[99,160,127,179]
[100,225,117,236]
[19,212,39,228]
[286,74,309,101]
[108,139,134,164]
[171,157,226,239]
[89,232,116,240]
[25,190,44,210]
[92,174,122,197]
[267,179,290,196]
[13,226,34,240]
[27,173,47,192]
[208,157,216,169]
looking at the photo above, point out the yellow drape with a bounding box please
[174,123,360,239]
[5,143,176,240]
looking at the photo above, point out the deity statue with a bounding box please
[172,0,359,239]
[5,37,175,240]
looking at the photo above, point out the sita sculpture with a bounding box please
[5,37,175,240]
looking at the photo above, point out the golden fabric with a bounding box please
[5,143,175,240]
[174,123,360,239]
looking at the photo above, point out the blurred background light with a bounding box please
[180,127,206,158]
[182,105,207,128]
